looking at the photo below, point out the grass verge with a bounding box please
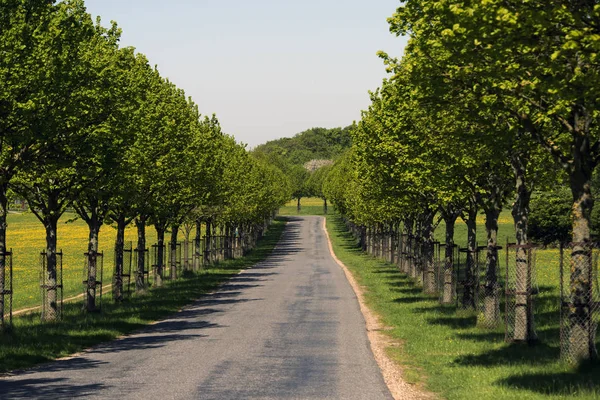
[0,218,285,373]
[326,215,600,400]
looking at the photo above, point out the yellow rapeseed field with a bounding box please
[6,212,169,312]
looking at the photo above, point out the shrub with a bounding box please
[528,188,572,245]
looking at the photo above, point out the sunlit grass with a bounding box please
[326,214,600,400]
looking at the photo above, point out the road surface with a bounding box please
[0,216,392,399]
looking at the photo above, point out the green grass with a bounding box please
[278,197,328,216]
[326,214,600,400]
[0,218,285,373]
[434,209,516,247]
[6,211,167,312]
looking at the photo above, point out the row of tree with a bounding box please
[323,1,600,363]
[0,0,290,326]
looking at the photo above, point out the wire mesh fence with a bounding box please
[133,247,150,289]
[438,244,458,304]
[123,242,133,296]
[505,243,539,343]
[477,245,503,329]
[0,250,13,328]
[560,242,600,363]
[83,251,104,312]
[167,242,182,279]
[151,244,167,282]
[39,249,63,320]
[456,246,482,311]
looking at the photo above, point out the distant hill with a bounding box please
[252,126,352,166]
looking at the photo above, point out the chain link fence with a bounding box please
[83,251,104,312]
[437,244,458,304]
[39,249,63,320]
[560,242,600,363]
[505,243,539,343]
[0,250,13,329]
[133,247,150,288]
[456,246,482,311]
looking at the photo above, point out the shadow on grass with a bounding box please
[394,296,432,304]
[454,341,561,367]
[428,315,478,329]
[0,218,289,374]
[497,361,600,396]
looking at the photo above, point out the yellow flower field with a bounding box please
[5,212,170,312]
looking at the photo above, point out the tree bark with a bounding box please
[204,219,211,265]
[135,216,147,292]
[568,150,597,361]
[482,206,501,327]
[0,185,7,329]
[85,216,101,312]
[170,224,179,280]
[155,225,165,287]
[194,220,201,271]
[442,208,459,304]
[511,153,537,342]
[113,215,126,301]
[462,197,478,310]
[43,214,59,321]
[421,211,436,294]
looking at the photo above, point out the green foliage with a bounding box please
[253,126,352,166]
[528,188,572,245]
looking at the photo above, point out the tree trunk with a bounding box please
[170,224,179,280]
[402,218,413,275]
[155,225,165,287]
[204,219,211,265]
[43,215,59,321]
[568,158,597,361]
[462,198,478,310]
[482,207,501,327]
[0,185,7,329]
[194,220,201,271]
[442,211,458,304]
[85,217,101,312]
[113,215,126,302]
[135,216,147,292]
[511,154,536,342]
[422,212,436,294]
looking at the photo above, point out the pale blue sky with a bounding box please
[84,0,407,148]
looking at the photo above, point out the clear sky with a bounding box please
[83,0,407,148]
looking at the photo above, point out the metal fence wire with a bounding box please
[560,242,600,363]
[477,245,503,329]
[456,246,482,311]
[39,249,63,320]
[0,250,13,328]
[83,251,104,311]
[437,244,458,304]
[505,243,539,343]
[151,244,167,281]
[133,247,150,287]
[167,242,182,278]
[123,241,133,296]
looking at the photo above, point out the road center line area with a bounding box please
[0,216,392,400]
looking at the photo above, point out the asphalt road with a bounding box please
[0,216,392,400]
